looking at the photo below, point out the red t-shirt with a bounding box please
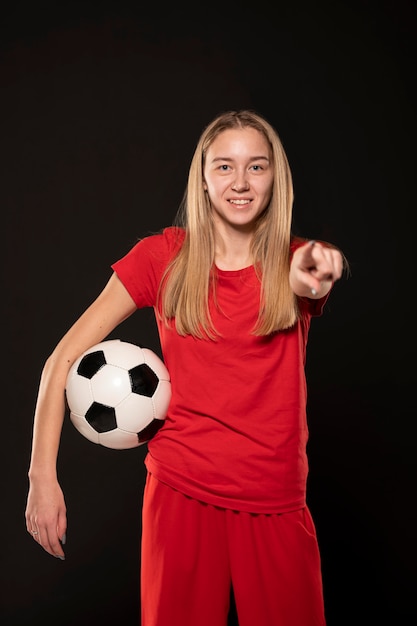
[111,227,327,514]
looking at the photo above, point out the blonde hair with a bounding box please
[158,109,298,339]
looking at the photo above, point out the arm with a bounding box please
[289,239,344,299]
[25,272,137,559]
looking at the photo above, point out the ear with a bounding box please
[203,180,208,191]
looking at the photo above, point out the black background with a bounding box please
[1,1,416,624]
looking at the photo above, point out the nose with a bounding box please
[231,173,249,192]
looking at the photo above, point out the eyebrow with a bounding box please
[210,156,270,163]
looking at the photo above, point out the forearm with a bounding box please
[289,274,333,299]
[28,354,68,482]
[28,274,137,481]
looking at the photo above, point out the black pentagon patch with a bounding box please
[137,418,164,443]
[77,350,107,379]
[129,364,159,397]
[85,402,117,432]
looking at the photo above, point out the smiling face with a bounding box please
[203,126,274,235]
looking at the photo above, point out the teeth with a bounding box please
[230,199,250,205]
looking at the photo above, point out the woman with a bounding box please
[26,110,346,626]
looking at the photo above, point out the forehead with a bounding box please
[206,127,270,159]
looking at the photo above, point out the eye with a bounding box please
[219,164,231,171]
[250,164,263,171]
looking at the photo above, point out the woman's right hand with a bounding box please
[25,478,67,560]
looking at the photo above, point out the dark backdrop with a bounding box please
[1,2,416,625]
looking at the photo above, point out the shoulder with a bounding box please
[290,235,335,255]
[290,235,309,255]
[160,226,186,251]
[132,226,185,258]
[112,227,185,273]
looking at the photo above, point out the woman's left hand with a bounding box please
[290,240,344,298]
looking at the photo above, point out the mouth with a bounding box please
[228,199,251,206]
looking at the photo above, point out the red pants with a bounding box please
[141,473,326,626]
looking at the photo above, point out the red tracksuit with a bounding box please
[112,227,328,625]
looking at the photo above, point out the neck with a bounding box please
[214,232,253,271]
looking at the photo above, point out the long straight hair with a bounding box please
[158,110,298,339]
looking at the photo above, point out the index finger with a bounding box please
[37,523,66,560]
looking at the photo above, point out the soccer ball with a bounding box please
[65,339,171,450]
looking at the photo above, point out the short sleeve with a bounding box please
[111,227,184,309]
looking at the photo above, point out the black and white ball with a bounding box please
[65,339,171,450]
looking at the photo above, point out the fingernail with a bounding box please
[311,288,317,296]
[55,555,65,560]
[61,533,66,545]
